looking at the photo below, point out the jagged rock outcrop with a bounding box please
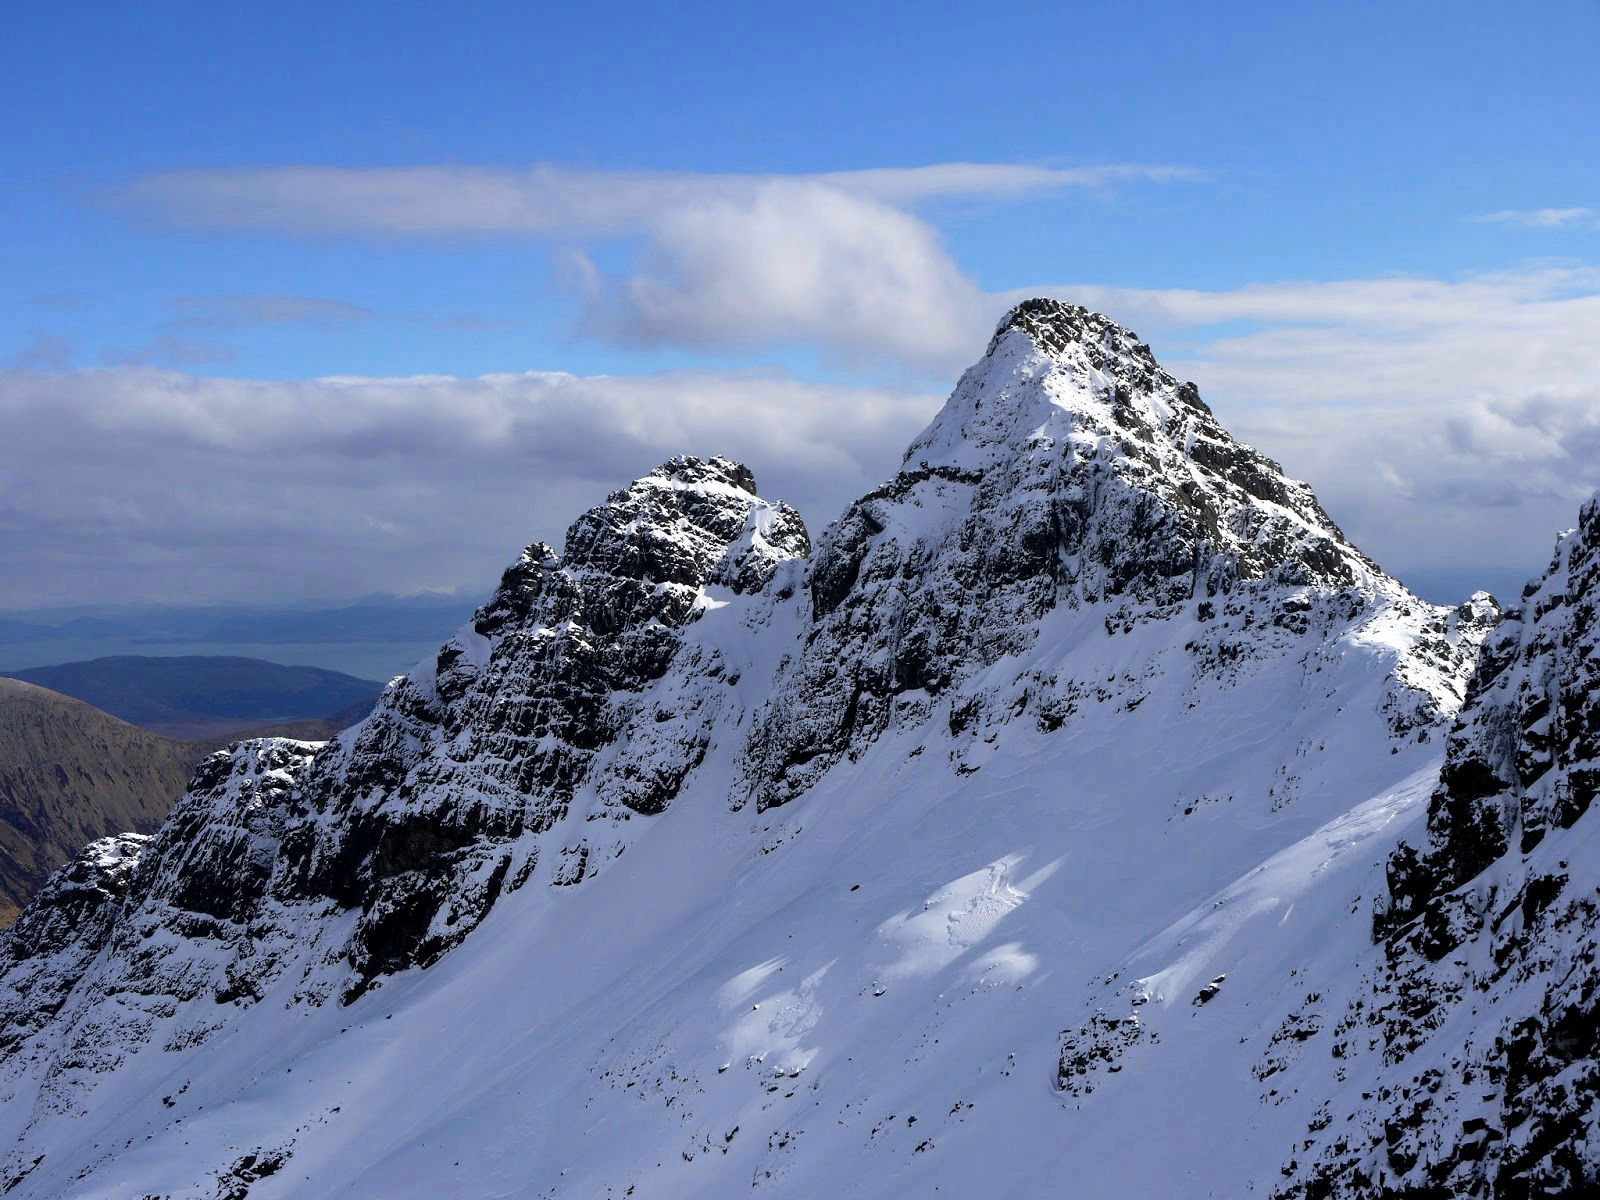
[0,832,147,1057]
[274,454,809,988]
[742,299,1491,808]
[1286,497,1600,1198]
[0,677,380,930]
[0,303,1546,1200]
[0,740,317,1130]
[0,452,810,1082]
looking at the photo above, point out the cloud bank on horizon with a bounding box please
[6,158,1600,609]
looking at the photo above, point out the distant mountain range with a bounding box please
[0,594,478,647]
[0,595,478,681]
[1,656,382,740]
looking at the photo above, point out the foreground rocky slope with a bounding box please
[0,301,1553,1199]
[1283,498,1600,1197]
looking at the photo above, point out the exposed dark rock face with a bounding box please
[0,832,147,1057]
[0,305,1534,1197]
[1058,985,1157,1097]
[274,454,809,989]
[0,739,317,1130]
[0,677,377,929]
[0,452,811,1080]
[1387,500,1600,926]
[1287,498,1600,1198]
[741,300,1489,809]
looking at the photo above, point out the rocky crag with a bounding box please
[1283,498,1600,1198]
[1,301,1572,1200]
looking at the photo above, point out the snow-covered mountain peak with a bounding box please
[744,299,1488,807]
[559,453,805,594]
[475,453,808,639]
[915,298,1177,468]
[909,297,1373,592]
[0,321,1527,1200]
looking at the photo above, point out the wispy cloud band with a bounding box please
[115,161,1199,236]
[111,161,1198,370]
[6,262,1599,608]
[1474,206,1598,230]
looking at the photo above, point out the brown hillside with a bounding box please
[0,680,356,927]
[0,678,203,926]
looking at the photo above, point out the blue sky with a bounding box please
[3,1,1599,608]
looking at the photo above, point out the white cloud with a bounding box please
[1017,267,1600,332]
[34,161,1600,603]
[6,260,1600,612]
[116,161,1194,373]
[0,366,936,607]
[1475,207,1598,229]
[117,162,1196,236]
[576,181,989,367]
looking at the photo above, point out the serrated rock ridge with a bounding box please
[741,298,1483,807]
[0,309,1559,1200]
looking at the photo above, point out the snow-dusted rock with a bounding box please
[0,302,1547,1200]
[272,453,809,989]
[0,832,147,1059]
[1287,496,1600,1198]
[743,299,1491,808]
[0,738,318,1155]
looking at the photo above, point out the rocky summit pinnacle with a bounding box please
[942,298,1372,590]
[988,295,1169,363]
[741,299,1486,806]
[3,307,1583,1200]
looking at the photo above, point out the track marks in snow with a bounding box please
[875,855,1061,981]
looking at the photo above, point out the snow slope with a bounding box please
[0,300,1535,1199]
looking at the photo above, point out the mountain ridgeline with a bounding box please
[0,300,1591,1199]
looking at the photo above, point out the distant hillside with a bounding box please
[2,656,381,739]
[0,679,198,926]
[0,680,369,926]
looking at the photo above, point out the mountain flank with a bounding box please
[0,679,365,927]
[1,301,1592,1198]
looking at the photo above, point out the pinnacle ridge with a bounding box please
[988,296,1165,376]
